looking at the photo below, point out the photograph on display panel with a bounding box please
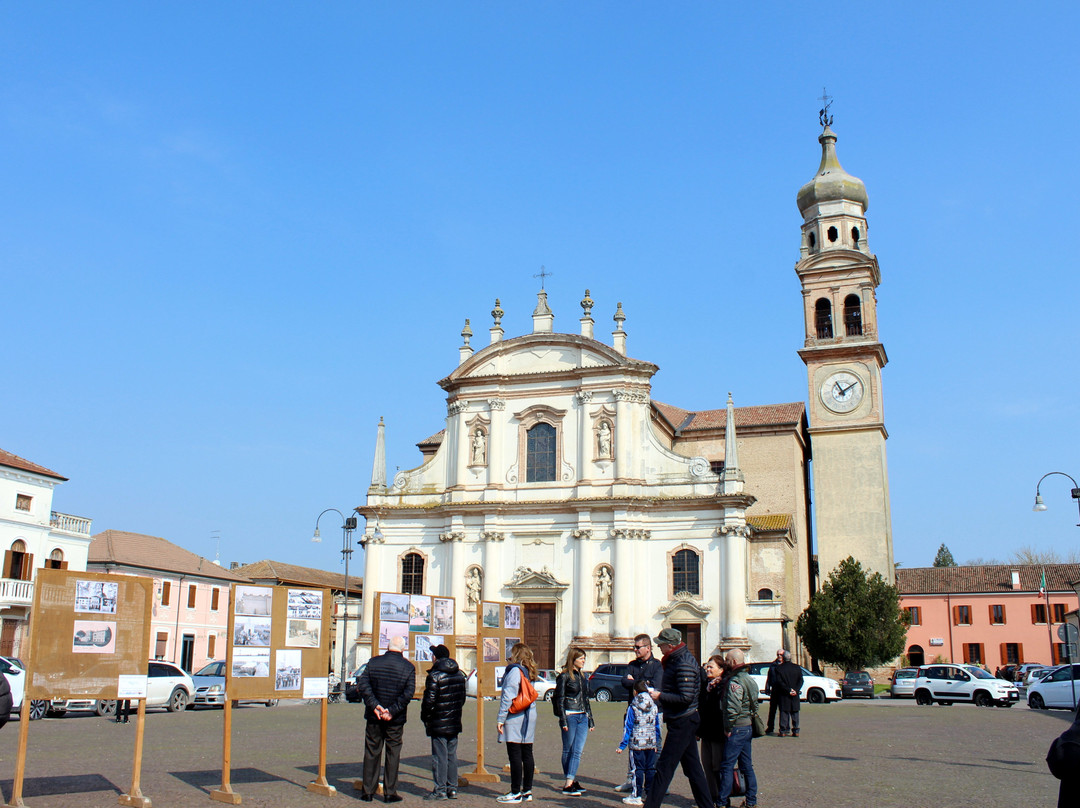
[483,637,500,662]
[74,580,118,614]
[503,604,520,630]
[275,649,301,691]
[235,585,273,616]
[286,617,320,648]
[414,634,444,662]
[379,593,411,622]
[233,648,271,678]
[287,589,323,620]
[504,637,520,661]
[234,615,272,647]
[433,597,454,633]
[481,601,501,629]
[410,595,431,631]
[72,621,116,654]
[379,621,409,650]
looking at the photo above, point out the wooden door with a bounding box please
[0,620,16,657]
[523,603,556,669]
[672,622,701,662]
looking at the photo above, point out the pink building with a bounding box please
[897,564,1080,669]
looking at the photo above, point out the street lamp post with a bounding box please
[1032,471,1080,525]
[312,509,358,688]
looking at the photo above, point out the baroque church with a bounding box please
[357,122,894,669]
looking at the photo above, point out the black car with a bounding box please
[587,664,631,702]
[344,664,367,703]
[840,670,875,698]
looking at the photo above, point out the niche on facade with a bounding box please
[590,404,616,464]
[593,563,613,613]
[465,565,483,611]
[465,413,491,470]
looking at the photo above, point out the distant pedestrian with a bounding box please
[763,648,784,734]
[641,627,713,808]
[496,643,540,804]
[114,699,130,724]
[420,644,467,801]
[772,651,803,737]
[553,647,594,796]
[358,634,416,803]
[616,634,664,793]
[716,648,759,808]
[1047,702,1080,808]
[698,654,729,804]
[617,679,661,806]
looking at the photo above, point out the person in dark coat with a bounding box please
[771,651,803,737]
[420,644,467,801]
[617,634,666,793]
[358,634,417,802]
[762,649,784,734]
[1047,701,1080,808]
[698,654,730,805]
[641,627,713,808]
[553,647,594,796]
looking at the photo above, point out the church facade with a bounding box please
[357,123,893,669]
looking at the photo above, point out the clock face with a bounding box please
[820,371,864,413]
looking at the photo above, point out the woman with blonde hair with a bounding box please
[496,643,539,803]
[553,646,594,796]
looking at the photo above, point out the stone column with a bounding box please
[720,525,749,643]
[488,399,505,487]
[360,533,386,642]
[613,391,631,480]
[575,391,593,483]
[572,529,593,637]
[449,401,469,488]
[612,529,640,638]
[482,531,505,600]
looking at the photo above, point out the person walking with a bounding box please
[616,634,664,793]
[358,634,417,803]
[617,679,662,806]
[716,648,759,808]
[641,627,712,808]
[762,649,784,734]
[496,642,539,804]
[420,644,467,801]
[554,647,594,797]
[698,654,729,805]
[772,651,803,738]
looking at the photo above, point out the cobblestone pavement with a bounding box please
[0,698,1067,808]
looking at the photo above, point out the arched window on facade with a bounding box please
[4,540,30,581]
[401,552,425,595]
[815,298,833,339]
[45,548,66,570]
[526,422,557,482]
[757,588,773,601]
[671,549,700,596]
[844,294,863,336]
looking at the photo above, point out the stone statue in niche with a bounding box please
[471,428,487,465]
[595,566,613,611]
[597,421,612,459]
[466,567,483,610]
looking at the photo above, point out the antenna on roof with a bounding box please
[211,530,221,566]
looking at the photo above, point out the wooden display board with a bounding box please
[8,569,153,808]
[370,592,457,698]
[211,584,333,804]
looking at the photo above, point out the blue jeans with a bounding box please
[560,712,589,780]
[631,748,657,797]
[718,726,757,807]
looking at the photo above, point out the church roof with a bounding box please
[897,564,1080,595]
[0,448,67,481]
[89,530,249,582]
[417,429,446,449]
[232,559,362,595]
[747,514,793,532]
[652,401,806,433]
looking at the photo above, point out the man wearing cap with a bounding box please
[642,627,712,808]
[421,644,467,800]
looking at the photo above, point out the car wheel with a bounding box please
[27,700,48,721]
[96,699,117,717]
[807,688,825,704]
[265,699,279,707]
[168,687,189,712]
[594,688,612,702]
[543,690,553,701]
[915,689,932,706]
[973,691,993,708]
[1029,693,1046,710]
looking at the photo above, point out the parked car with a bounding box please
[840,670,875,699]
[345,665,367,703]
[465,667,557,700]
[745,662,842,703]
[191,660,278,708]
[1015,663,1047,685]
[0,656,48,720]
[912,663,1018,707]
[1027,664,1080,710]
[587,664,632,702]
[1022,666,1051,688]
[97,661,195,715]
[889,667,918,698]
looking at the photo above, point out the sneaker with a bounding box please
[622,797,643,805]
[561,784,584,797]
[521,792,533,802]
[446,790,458,800]
[615,782,634,793]
[572,782,586,795]
[424,792,447,801]
[496,794,522,804]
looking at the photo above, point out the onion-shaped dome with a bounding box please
[797,126,868,215]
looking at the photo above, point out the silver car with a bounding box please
[890,667,918,698]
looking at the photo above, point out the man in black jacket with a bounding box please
[772,651,804,738]
[420,645,467,801]
[642,627,712,808]
[615,634,665,793]
[359,634,416,802]
[762,648,784,734]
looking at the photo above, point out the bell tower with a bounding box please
[796,112,895,585]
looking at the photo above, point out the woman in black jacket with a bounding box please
[698,654,729,805]
[553,647,594,796]
[420,645,467,800]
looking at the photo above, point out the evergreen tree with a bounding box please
[795,556,908,671]
[933,543,957,567]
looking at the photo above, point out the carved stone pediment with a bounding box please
[506,566,569,601]
[658,592,712,618]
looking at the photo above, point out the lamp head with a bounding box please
[1033,494,1048,512]
[311,527,322,543]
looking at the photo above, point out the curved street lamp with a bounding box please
[312,509,357,687]
[1032,471,1080,527]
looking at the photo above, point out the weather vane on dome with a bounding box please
[533,265,552,290]
[818,87,834,128]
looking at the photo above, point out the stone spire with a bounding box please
[611,302,626,355]
[459,319,474,365]
[532,289,554,333]
[721,393,744,494]
[580,289,594,339]
[370,416,387,492]
[490,298,505,344]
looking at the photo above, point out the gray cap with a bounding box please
[654,627,682,646]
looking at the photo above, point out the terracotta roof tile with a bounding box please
[897,564,1080,595]
[652,401,806,433]
[747,514,793,532]
[417,430,446,448]
[0,448,66,481]
[231,559,362,596]
[89,530,250,582]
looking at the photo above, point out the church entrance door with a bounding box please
[523,603,556,669]
[671,623,701,662]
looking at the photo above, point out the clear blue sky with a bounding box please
[3,3,1077,575]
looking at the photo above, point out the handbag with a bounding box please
[508,665,538,714]
[748,682,766,738]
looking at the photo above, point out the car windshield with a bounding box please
[894,670,916,679]
[195,662,223,676]
[968,667,995,680]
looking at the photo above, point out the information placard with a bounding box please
[474,599,523,699]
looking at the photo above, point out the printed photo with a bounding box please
[414,634,444,662]
[481,602,501,629]
[275,649,302,691]
[287,589,323,620]
[379,593,411,623]
[379,620,410,650]
[72,620,116,654]
[410,595,431,632]
[505,637,520,661]
[433,597,454,634]
[503,604,521,631]
[233,648,271,678]
[234,615,272,647]
[75,580,118,615]
[483,636,500,662]
[286,618,320,648]
[495,666,507,687]
[235,585,273,616]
